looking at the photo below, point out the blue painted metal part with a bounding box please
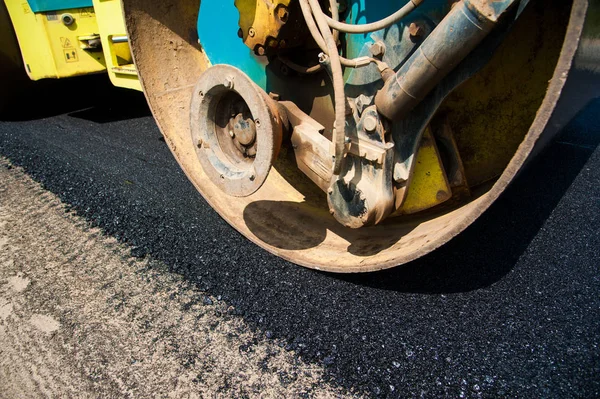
[197,2,268,89]
[375,0,517,120]
[196,0,450,91]
[26,0,93,13]
[344,0,448,59]
[344,0,448,90]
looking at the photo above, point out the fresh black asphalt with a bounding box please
[1,75,598,398]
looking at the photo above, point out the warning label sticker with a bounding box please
[64,48,78,63]
[77,8,94,18]
[60,37,72,48]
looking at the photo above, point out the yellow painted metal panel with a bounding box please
[4,0,106,79]
[398,127,452,215]
[91,0,141,90]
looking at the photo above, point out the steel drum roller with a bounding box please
[122,0,598,272]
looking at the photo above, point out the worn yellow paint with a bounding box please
[4,0,106,79]
[398,128,452,215]
[91,0,140,90]
[235,0,291,50]
[438,1,569,186]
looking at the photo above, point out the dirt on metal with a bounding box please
[0,159,355,398]
[124,0,586,272]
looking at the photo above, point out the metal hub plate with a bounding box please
[190,64,281,197]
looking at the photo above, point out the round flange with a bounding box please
[190,65,282,197]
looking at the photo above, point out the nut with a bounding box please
[248,27,256,37]
[408,22,424,38]
[277,6,289,23]
[355,94,371,115]
[369,41,386,58]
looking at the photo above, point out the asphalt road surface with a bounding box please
[0,76,598,398]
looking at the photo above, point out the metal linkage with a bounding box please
[297,0,408,174]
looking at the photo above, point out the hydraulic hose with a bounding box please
[306,0,346,174]
[324,0,424,34]
[298,0,374,69]
[278,56,322,74]
[298,0,402,171]
[279,0,373,75]
[329,0,339,43]
[299,0,328,53]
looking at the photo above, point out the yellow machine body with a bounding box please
[91,0,139,90]
[3,0,140,90]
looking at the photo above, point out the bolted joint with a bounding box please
[408,22,424,38]
[61,13,75,26]
[363,115,378,133]
[276,5,289,23]
[369,41,386,58]
[355,94,372,115]
[255,45,266,56]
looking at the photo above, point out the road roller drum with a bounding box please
[2,0,598,272]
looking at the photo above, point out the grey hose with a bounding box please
[298,0,373,69]
[306,0,347,174]
[278,56,322,74]
[329,0,339,43]
[324,0,423,34]
[299,0,328,53]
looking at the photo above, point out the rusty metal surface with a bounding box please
[284,101,333,193]
[123,0,588,272]
[431,117,471,200]
[438,1,573,187]
[190,64,283,197]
